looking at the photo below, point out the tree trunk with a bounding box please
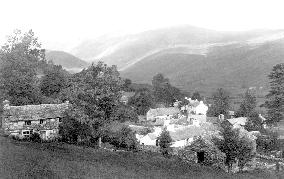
[98,137,102,148]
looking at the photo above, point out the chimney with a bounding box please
[3,100,10,106]
[218,114,224,121]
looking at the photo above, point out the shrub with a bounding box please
[108,126,139,151]
[158,129,173,156]
[30,132,41,142]
[11,135,21,141]
[256,130,280,153]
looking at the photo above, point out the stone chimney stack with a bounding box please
[218,114,225,122]
[3,100,10,109]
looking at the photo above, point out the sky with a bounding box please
[0,0,284,51]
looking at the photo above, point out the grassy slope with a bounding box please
[46,50,89,69]
[0,135,281,179]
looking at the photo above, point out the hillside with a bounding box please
[46,50,89,73]
[0,135,280,179]
[71,25,284,96]
[121,39,284,96]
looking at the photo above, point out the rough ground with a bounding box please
[0,134,282,179]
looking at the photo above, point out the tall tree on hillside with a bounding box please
[0,30,45,105]
[236,90,263,131]
[152,73,182,106]
[207,88,230,117]
[128,88,155,115]
[236,90,257,117]
[265,63,284,125]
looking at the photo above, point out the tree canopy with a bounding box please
[0,30,45,105]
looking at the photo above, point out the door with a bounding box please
[197,151,205,163]
[40,131,46,140]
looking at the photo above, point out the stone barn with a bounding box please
[178,136,225,168]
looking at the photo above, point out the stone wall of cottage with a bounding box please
[2,117,61,136]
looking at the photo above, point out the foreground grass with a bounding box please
[0,135,282,179]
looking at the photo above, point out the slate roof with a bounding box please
[227,117,247,126]
[3,102,70,121]
[147,107,180,117]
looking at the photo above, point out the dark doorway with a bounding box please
[197,151,205,163]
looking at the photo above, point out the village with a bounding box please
[1,94,283,173]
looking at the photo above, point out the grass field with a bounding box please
[0,135,282,179]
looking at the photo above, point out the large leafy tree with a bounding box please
[60,62,123,137]
[128,88,155,115]
[212,122,255,172]
[207,88,231,117]
[265,63,284,125]
[0,30,45,105]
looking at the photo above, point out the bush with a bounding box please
[11,135,21,141]
[158,129,173,156]
[30,132,41,142]
[256,130,280,153]
[107,126,138,151]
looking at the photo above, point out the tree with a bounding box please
[152,73,182,106]
[110,126,138,151]
[59,106,91,143]
[236,90,257,117]
[60,62,123,138]
[40,65,67,97]
[158,129,173,156]
[191,91,202,101]
[207,88,230,117]
[0,30,45,105]
[244,112,263,131]
[128,88,155,115]
[212,122,255,172]
[265,63,284,125]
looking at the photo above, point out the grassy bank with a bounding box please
[0,135,282,179]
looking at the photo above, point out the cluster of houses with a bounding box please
[133,97,263,151]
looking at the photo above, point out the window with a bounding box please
[24,121,31,125]
[22,131,30,135]
[40,119,44,124]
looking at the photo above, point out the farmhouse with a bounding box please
[1,100,69,140]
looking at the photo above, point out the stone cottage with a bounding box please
[1,100,69,140]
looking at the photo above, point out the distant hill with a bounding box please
[71,25,284,96]
[121,40,284,96]
[46,50,89,73]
